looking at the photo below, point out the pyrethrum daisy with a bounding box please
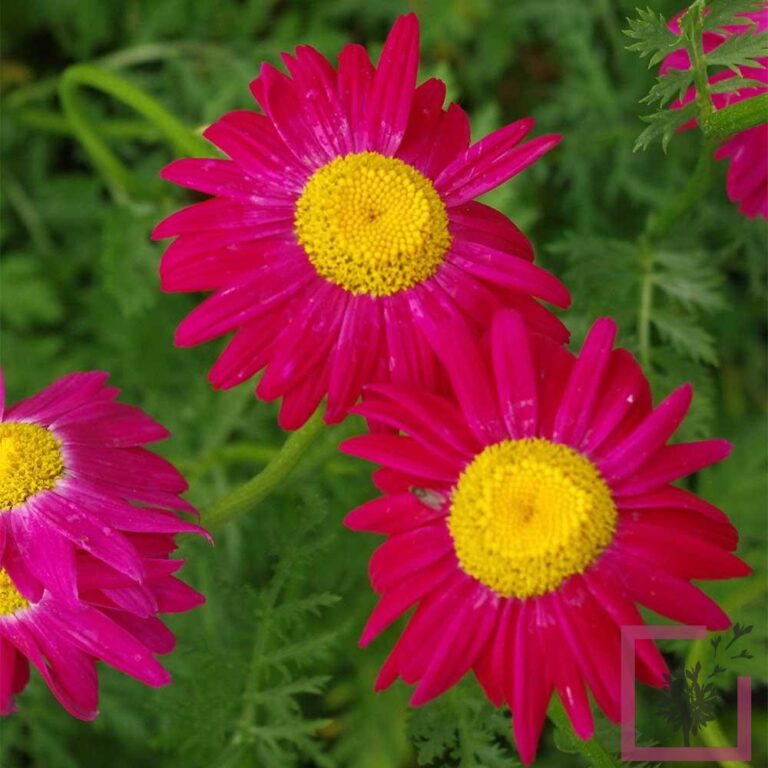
[154,14,569,429]
[341,310,749,764]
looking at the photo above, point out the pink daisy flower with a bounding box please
[341,310,749,764]
[153,13,570,430]
[0,368,206,603]
[663,6,768,218]
[0,532,203,719]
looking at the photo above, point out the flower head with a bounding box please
[663,7,768,219]
[0,368,206,604]
[153,14,569,430]
[341,310,749,764]
[0,534,203,719]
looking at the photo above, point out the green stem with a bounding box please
[204,409,326,529]
[453,688,477,767]
[681,1,714,123]
[702,93,768,144]
[58,64,209,202]
[234,594,276,746]
[637,246,654,374]
[548,697,620,768]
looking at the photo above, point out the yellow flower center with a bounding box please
[448,438,617,599]
[0,422,65,511]
[294,152,452,296]
[0,568,28,616]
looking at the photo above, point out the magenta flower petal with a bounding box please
[553,317,617,446]
[366,13,419,155]
[490,310,539,438]
[512,602,553,766]
[598,383,693,481]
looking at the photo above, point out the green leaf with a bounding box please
[703,0,766,33]
[624,7,680,66]
[654,250,726,312]
[651,308,718,365]
[0,252,64,328]
[408,681,520,767]
[706,27,768,74]
[709,76,768,95]
[640,67,695,107]
[634,102,697,152]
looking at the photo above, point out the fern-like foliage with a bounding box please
[625,6,681,66]
[407,680,521,767]
[156,512,340,768]
[626,0,768,151]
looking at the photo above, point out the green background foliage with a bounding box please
[0,0,765,766]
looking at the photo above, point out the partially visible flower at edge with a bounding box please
[663,6,768,219]
[153,13,569,431]
[0,367,208,717]
[341,309,749,764]
[0,368,208,602]
[0,533,203,719]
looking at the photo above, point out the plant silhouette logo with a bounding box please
[657,623,753,747]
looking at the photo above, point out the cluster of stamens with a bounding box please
[448,438,617,598]
[0,421,65,511]
[294,152,451,296]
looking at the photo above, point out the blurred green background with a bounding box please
[0,1,765,766]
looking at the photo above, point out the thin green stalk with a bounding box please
[234,594,276,746]
[453,688,477,767]
[703,93,768,144]
[548,696,620,768]
[204,409,326,530]
[637,246,655,374]
[681,0,714,122]
[58,64,209,202]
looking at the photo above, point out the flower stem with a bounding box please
[681,1,714,123]
[702,93,768,145]
[637,246,655,374]
[547,697,620,768]
[204,409,326,530]
[58,64,209,203]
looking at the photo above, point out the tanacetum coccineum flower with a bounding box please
[663,7,767,219]
[0,534,203,718]
[153,13,569,430]
[341,310,749,765]
[0,368,206,602]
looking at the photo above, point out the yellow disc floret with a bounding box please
[0,568,28,616]
[448,438,617,599]
[294,152,452,296]
[0,422,64,511]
